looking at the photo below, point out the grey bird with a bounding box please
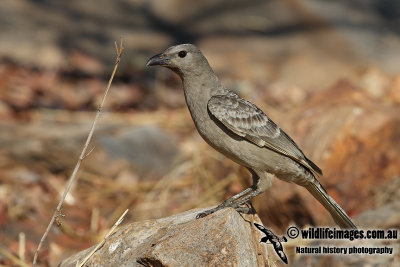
[147,44,356,229]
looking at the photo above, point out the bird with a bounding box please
[146,43,356,229]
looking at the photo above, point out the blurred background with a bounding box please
[0,0,399,266]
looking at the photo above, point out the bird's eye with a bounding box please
[178,51,187,58]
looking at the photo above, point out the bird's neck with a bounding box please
[180,68,225,126]
[182,70,222,104]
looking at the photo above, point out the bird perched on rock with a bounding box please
[147,44,356,229]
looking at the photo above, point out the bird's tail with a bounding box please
[305,181,356,229]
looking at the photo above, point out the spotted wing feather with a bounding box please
[208,91,322,176]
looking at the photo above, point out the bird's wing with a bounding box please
[208,91,322,176]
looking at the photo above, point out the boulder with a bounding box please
[59,208,270,267]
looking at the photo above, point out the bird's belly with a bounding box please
[190,109,308,184]
[194,118,308,185]
[196,120,281,170]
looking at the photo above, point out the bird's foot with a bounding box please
[195,209,216,219]
[195,201,229,219]
[195,201,253,219]
[234,204,254,214]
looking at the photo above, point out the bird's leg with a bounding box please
[219,187,253,205]
[232,171,272,206]
[196,170,271,219]
[196,187,255,219]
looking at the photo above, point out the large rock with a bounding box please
[0,122,178,178]
[99,125,179,177]
[256,81,400,228]
[59,208,270,267]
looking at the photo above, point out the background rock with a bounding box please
[256,81,400,228]
[99,125,179,177]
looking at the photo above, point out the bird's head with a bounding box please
[146,44,210,77]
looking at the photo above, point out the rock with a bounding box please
[0,100,13,120]
[59,208,269,267]
[387,75,400,106]
[354,199,400,229]
[358,68,389,99]
[256,80,400,228]
[299,81,400,217]
[0,120,179,180]
[98,125,179,177]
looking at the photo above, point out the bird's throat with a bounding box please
[181,73,221,128]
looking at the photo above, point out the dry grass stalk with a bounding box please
[0,247,29,267]
[90,207,100,234]
[77,209,129,267]
[32,39,124,265]
[19,232,25,262]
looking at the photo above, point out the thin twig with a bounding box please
[84,146,96,159]
[33,39,124,266]
[78,209,129,267]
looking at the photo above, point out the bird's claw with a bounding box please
[196,209,215,219]
[196,202,253,219]
[195,203,226,219]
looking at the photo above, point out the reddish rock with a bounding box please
[388,75,400,106]
[258,81,400,228]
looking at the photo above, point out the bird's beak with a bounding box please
[146,53,170,67]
